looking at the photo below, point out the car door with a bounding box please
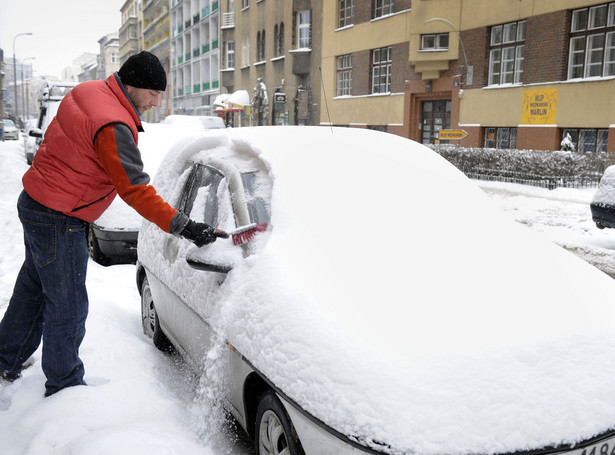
[156,162,237,366]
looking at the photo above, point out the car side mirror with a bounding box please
[29,128,43,138]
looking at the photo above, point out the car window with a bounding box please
[241,171,269,224]
[178,164,225,226]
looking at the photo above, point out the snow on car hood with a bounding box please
[147,127,615,454]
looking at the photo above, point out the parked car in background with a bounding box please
[26,80,76,164]
[591,165,615,229]
[137,126,615,455]
[88,117,226,266]
[2,119,19,141]
[23,119,39,164]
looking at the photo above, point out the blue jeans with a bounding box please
[0,190,89,396]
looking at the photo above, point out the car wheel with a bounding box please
[255,391,304,455]
[87,225,112,266]
[140,276,174,352]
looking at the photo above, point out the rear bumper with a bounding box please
[91,224,138,262]
[590,202,615,229]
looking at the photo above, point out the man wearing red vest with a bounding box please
[0,51,225,396]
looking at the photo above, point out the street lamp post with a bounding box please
[424,18,472,87]
[21,57,36,121]
[13,32,33,124]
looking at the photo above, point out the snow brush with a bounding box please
[226,222,268,246]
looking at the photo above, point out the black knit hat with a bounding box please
[118,51,167,91]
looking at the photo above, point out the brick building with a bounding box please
[325,0,615,153]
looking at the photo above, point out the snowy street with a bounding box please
[1,135,615,454]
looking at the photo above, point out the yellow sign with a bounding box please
[438,129,468,140]
[521,88,558,125]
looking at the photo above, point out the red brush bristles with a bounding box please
[232,222,268,245]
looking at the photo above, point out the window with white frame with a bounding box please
[339,0,354,28]
[242,38,250,67]
[242,0,249,9]
[421,33,449,50]
[568,3,615,79]
[371,46,392,94]
[562,128,609,153]
[336,54,352,96]
[296,10,311,49]
[488,20,526,85]
[226,41,235,68]
[373,0,393,19]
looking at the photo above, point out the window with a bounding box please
[484,127,518,149]
[339,0,354,28]
[561,128,609,153]
[373,0,393,19]
[257,30,265,61]
[297,10,311,49]
[336,54,352,96]
[242,0,249,9]
[371,46,392,94]
[273,23,284,57]
[242,38,250,67]
[421,33,449,50]
[489,20,526,85]
[226,41,235,68]
[568,3,615,79]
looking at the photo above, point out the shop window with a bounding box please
[484,127,518,149]
[488,20,526,85]
[568,3,615,79]
[562,128,609,153]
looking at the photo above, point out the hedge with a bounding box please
[429,145,610,189]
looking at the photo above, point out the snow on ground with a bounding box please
[1,135,615,454]
[480,180,615,278]
[0,139,252,455]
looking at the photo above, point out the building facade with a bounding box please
[220,0,323,126]
[120,0,142,65]
[143,0,172,120]
[96,33,121,80]
[324,0,615,153]
[170,0,221,115]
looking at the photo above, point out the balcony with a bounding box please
[193,48,200,58]
[202,6,210,17]
[185,52,191,62]
[222,12,235,28]
[202,43,210,54]
[193,13,200,26]
[193,84,201,94]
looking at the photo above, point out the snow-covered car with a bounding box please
[26,81,76,164]
[23,118,38,164]
[591,165,615,229]
[136,126,615,455]
[2,119,19,140]
[88,119,226,266]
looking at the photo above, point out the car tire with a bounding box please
[140,276,174,352]
[87,225,112,267]
[255,391,304,455]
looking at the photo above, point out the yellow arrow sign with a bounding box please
[438,129,468,140]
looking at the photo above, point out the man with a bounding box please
[0,51,225,397]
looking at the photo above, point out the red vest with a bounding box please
[23,73,143,222]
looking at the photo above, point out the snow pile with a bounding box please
[139,126,615,454]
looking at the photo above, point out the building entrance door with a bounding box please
[421,99,451,144]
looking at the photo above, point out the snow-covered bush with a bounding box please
[430,145,608,189]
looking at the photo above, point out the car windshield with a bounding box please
[4,120,15,127]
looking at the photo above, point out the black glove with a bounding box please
[180,220,228,247]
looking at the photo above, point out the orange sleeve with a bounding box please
[95,123,180,233]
